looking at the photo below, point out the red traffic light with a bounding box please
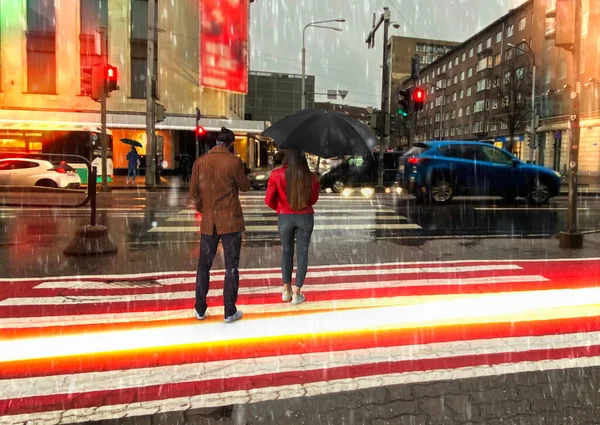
[196,126,206,136]
[105,65,118,92]
[413,88,425,101]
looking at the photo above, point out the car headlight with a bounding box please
[255,174,266,180]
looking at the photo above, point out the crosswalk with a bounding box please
[1,258,600,424]
[147,194,422,239]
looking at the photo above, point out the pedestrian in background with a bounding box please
[190,127,251,323]
[126,146,140,184]
[265,149,320,305]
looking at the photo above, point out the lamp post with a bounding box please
[507,40,536,164]
[301,19,345,110]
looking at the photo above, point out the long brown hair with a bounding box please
[283,150,313,211]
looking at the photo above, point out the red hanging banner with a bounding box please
[200,0,249,94]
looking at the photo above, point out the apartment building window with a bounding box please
[442,64,446,72]
[454,57,459,66]
[518,17,526,31]
[80,0,108,95]
[516,67,525,79]
[429,116,433,124]
[494,54,501,66]
[506,24,514,37]
[477,42,483,53]
[486,37,492,49]
[435,129,440,138]
[451,110,456,119]
[464,124,470,134]
[448,60,452,70]
[446,78,451,87]
[468,67,473,78]
[27,0,57,94]
[450,128,456,137]
[469,47,474,58]
[445,112,449,121]
[476,79,489,92]
[492,99,498,109]
[435,113,440,122]
[489,123,498,132]
[467,87,472,97]
[453,75,458,84]
[460,89,464,99]
[474,100,485,113]
[460,71,465,81]
[501,122,508,130]
[473,121,484,133]
[504,48,513,61]
[458,107,463,117]
[445,95,451,104]
[131,0,158,99]
[426,75,430,83]
[444,129,449,137]
[496,31,502,44]
[461,52,466,62]
[516,42,526,55]
[457,127,463,136]
[452,92,457,101]
[476,57,488,72]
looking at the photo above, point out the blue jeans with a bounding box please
[195,227,242,318]
[127,167,137,181]
[278,214,314,287]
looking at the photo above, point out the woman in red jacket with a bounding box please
[265,150,320,304]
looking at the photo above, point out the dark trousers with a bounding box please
[195,227,242,318]
[278,214,314,287]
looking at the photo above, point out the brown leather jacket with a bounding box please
[190,146,251,235]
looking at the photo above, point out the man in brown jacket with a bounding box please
[190,127,251,323]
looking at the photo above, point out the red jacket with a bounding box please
[265,166,320,214]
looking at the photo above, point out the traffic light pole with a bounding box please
[559,0,583,249]
[145,0,157,189]
[365,7,390,192]
[99,26,109,193]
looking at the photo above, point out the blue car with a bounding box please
[398,141,561,205]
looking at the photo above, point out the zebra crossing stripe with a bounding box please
[148,223,422,233]
[166,215,407,223]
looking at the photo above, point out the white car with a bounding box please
[0,158,82,189]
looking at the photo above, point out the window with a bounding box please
[426,75,430,83]
[516,67,525,79]
[492,99,498,109]
[501,122,508,130]
[429,116,433,124]
[477,42,483,53]
[485,100,490,110]
[416,44,424,52]
[464,124,471,134]
[467,87,472,97]
[446,78,451,87]
[486,37,492,49]
[473,121,484,133]
[504,48,513,61]
[474,100,485,113]
[457,127,463,136]
[434,129,440,137]
[27,0,57,94]
[466,105,471,115]
[453,75,458,84]
[518,17,526,31]
[445,95,450,104]
[460,89,464,99]
[468,67,473,78]
[448,60,452,70]
[516,42,526,55]
[452,92,457,101]
[480,146,514,164]
[80,0,108,95]
[445,112,449,121]
[435,113,440,122]
[458,107,463,117]
[451,110,456,119]
[442,64,446,72]
[496,31,502,44]
[506,24,514,37]
[445,129,449,137]
[454,57,459,66]
[489,123,498,132]
[460,71,465,81]
[461,52,466,62]
[131,0,158,99]
[583,11,589,36]
[505,71,512,84]
[476,57,489,72]
[469,47,474,58]
[451,128,456,136]
[476,79,488,92]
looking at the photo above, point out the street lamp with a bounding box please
[302,19,345,110]
[507,40,536,163]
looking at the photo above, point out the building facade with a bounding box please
[245,71,315,123]
[315,102,371,125]
[387,36,459,146]
[0,0,266,174]
[399,0,600,182]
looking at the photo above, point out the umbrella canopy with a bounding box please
[120,138,143,148]
[261,109,377,159]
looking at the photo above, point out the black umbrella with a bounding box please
[261,109,377,158]
[120,138,143,148]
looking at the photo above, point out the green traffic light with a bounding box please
[398,109,408,117]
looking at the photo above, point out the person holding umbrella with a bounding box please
[126,146,140,184]
[265,149,320,305]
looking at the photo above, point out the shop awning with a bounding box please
[0,110,268,134]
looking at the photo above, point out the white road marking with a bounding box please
[149,223,422,233]
[177,208,396,214]
[166,215,406,223]
[474,207,590,211]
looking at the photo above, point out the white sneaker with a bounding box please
[224,310,243,323]
[282,289,292,302]
[291,293,306,305]
[194,310,206,320]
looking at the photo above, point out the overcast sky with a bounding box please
[249,0,527,108]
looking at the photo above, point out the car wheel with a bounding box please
[332,180,345,193]
[526,178,551,206]
[429,176,454,205]
[35,179,58,188]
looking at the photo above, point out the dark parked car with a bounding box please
[319,152,403,193]
[398,141,561,205]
